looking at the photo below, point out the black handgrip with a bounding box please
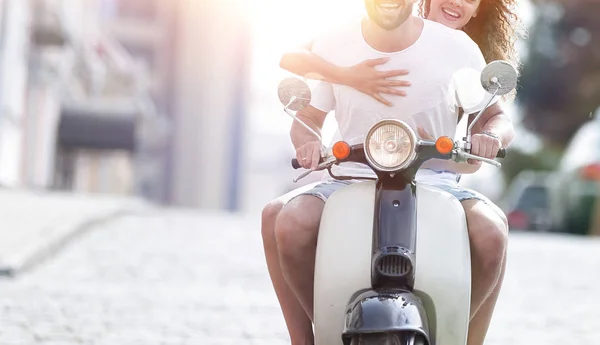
[291,157,325,169]
[496,148,506,158]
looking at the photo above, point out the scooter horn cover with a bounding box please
[343,290,430,342]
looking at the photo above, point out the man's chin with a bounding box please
[375,6,406,20]
[366,3,412,30]
[375,17,407,30]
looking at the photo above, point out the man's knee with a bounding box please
[274,196,324,254]
[487,201,509,231]
[261,200,285,245]
[463,200,508,272]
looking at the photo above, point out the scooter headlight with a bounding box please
[364,119,417,172]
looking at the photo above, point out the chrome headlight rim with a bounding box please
[363,119,418,173]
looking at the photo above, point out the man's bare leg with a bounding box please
[461,199,508,345]
[274,195,324,321]
[262,200,314,345]
[467,251,507,345]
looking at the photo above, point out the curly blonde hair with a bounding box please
[419,0,524,99]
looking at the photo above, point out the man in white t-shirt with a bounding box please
[262,1,515,344]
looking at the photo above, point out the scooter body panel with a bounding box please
[413,183,471,345]
[314,181,375,345]
[313,181,471,345]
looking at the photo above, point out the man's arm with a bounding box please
[443,103,514,175]
[468,102,515,148]
[291,80,334,170]
[291,105,329,170]
[455,103,514,173]
[291,105,327,148]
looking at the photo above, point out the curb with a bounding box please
[0,200,149,277]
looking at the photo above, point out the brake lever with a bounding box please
[293,170,313,183]
[456,151,502,168]
[293,157,337,183]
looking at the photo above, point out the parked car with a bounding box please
[547,115,600,235]
[502,170,553,231]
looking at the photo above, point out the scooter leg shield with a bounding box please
[342,289,431,345]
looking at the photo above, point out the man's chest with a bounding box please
[332,61,455,118]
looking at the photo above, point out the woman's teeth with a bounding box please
[442,8,460,18]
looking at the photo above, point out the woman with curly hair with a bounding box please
[280,0,522,105]
[422,0,520,65]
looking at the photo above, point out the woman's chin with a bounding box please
[429,14,466,30]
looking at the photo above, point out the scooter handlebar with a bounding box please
[496,148,506,159]
[291,148,506,169]
[291,157,326,169]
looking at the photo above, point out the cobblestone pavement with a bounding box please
[0,210,599,344]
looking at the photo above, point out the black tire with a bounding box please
[350,332,427,345]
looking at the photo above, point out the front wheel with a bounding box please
[350,332,427,345]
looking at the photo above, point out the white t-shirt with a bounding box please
[309,18,496,182]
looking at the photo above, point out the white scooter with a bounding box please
[276,61,518,345]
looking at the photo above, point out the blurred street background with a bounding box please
[0,0,599,344]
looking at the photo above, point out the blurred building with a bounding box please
[0,0,251,211]
[98,0,251,209]
[97,0,177,202]
[0,0,30,186]
[168,0,251,210]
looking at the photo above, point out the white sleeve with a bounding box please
[309,81,335,113]
[459,48,500,114]
[466,45,487,71]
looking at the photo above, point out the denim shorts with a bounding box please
[290,170,491,205]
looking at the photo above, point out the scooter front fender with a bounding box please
[342,289,430,344]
